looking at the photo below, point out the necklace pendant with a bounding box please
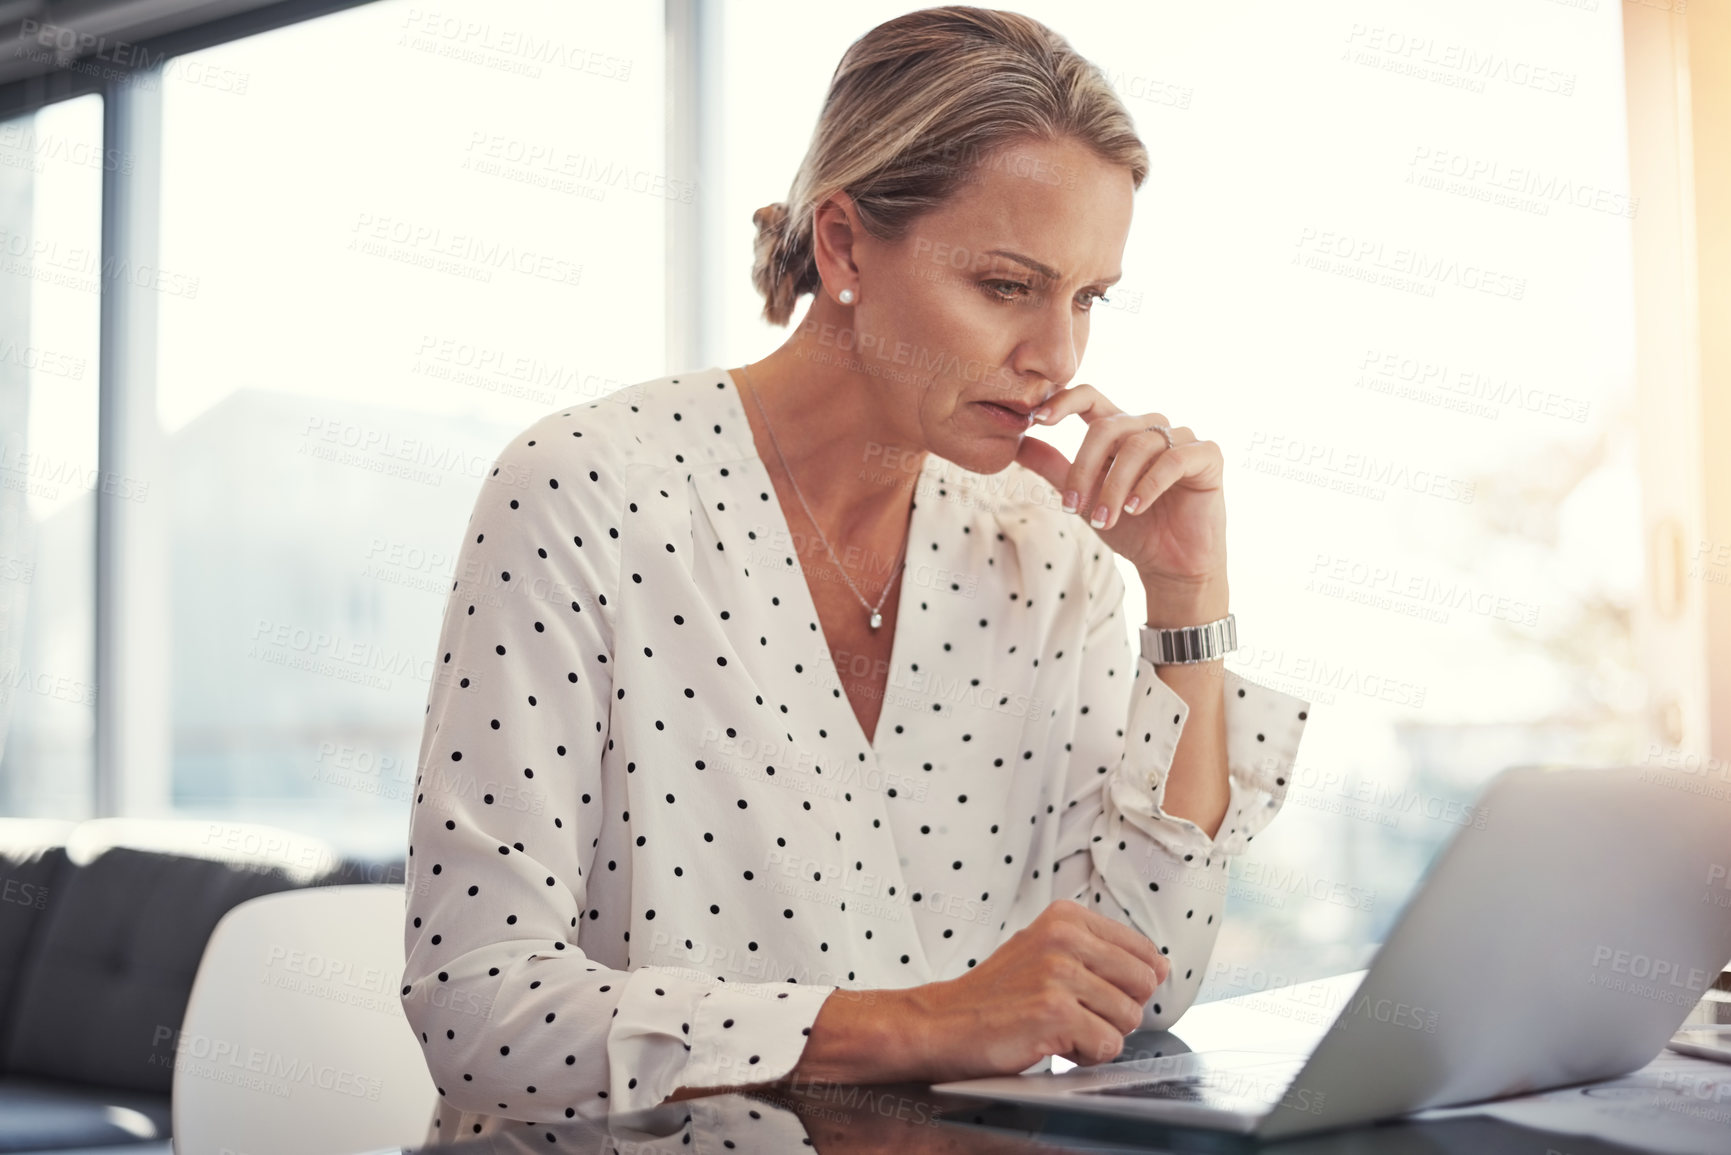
[869,610,883,630]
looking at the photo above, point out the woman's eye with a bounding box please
[983,279,1030,302]
[983,280,1110,310]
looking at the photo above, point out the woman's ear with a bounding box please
[810,192,863,297]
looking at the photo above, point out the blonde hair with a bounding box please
[750,6,1149,327]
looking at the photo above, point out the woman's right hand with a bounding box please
[787,898,1170,1090]
[903,898,1171,1079]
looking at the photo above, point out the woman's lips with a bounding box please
[976,401,1032,430]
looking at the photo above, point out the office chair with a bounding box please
[172,884,436,1154]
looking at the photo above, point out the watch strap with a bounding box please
[1141,612,1236,665]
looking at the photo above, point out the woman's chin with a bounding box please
[936,430,1026,475]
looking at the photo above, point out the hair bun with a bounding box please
[752,202,790,237]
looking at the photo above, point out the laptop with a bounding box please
[932,762,1731,1140]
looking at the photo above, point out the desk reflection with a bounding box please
[405,1069,1657,1155]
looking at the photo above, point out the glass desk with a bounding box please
[387,972,1731,1155]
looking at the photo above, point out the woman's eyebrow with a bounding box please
[985,248,1122,286]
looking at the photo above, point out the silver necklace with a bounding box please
[738,362,908,631]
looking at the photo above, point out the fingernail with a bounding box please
[1124,495,1141,514]
[1030,407,1050,422]
[1090,504,1108,528]
[1062,490,1078,513]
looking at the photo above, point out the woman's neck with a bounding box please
[736,325,927,542]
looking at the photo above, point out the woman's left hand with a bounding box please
[1012,382,1226,588]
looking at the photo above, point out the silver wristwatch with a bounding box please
[1141,612,1236,665]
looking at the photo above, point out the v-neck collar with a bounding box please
[708,366,945,759]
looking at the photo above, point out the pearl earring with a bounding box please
[838,288,856,305]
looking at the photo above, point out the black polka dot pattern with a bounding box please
[400,369,1311,1138]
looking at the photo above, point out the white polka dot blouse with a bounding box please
[400,368,1311,1140]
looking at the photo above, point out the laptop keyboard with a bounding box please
[1082,1076,1214,1101]
[1078,1060,1304,1106]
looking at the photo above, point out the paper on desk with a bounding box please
[1408,1049,1731,1155]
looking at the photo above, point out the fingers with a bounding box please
[1122,438,1224,530]
[1103,436,1221,533]
[1092,430,1190,531]
[1074,904,1172,988]
[1037,901,1168,1006]
[1028,382,1119,427]
[936,900,1176,1078]
[1059,413,1144,519]
[1066,953,1150,1035]
[1025,386,1211,529]
[1064,923,1167,1013]
[1061,416,1189,528]
[1052,997,1135,1073]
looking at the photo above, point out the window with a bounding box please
[150,0,664,857]
[0,94,104,819]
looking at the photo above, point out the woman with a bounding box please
[401,6,1309,1141]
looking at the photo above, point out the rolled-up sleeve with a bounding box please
[1047,553,1310,1031]
[400,416,830,1123]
